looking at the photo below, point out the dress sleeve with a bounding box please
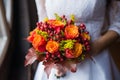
[108,0,120,36]
[35,0,47,21]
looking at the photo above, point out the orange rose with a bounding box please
[46,41,59,54]
[27,27,39,42]
[65,25,79,39]
[81,32,90,40]
[32,34,46,51]
[47,20,65,28]
[65,43,83,58]
[73,43,83,58]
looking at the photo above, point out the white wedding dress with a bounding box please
[34,0,120,80]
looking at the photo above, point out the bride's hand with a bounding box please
[90,39,103,56]
[90,30,119,56]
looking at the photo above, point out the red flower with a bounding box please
[65,49,74,58]
[27,27,38,42]
[47,20,65,33]
[38,45,46,52]
[27,36,34,43]
[32,34,46,52]
[65,43,82,58]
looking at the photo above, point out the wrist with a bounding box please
[91,30,119,56]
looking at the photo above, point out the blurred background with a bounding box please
[0,0,120,80]
[0,0,38,80]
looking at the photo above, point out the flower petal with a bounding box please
[24,48,37,66]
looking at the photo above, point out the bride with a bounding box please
[34,0,120,80]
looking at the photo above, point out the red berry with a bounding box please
[50,58,53,61]
[79,34,82,37]
[36,22,39,26]
[50,38,53,41]
[61,38,65,40]
[36,22,42,26]
[44,57,47,60]
[56,35,59,39]
[80,23,85,27]
[51,55,55,58]
[46,54,49,58]
[83,38,87,41]
[86,45,90,48]
[40,27,44,30]
[85,42,89,46]
[86,47,90,51]
[60,58,64,61]
[54,31,56,34]
[82,26,86,30]
[62,15,65,18]
[58,54,61,58]
[50,33,53,36]
[46,52,49,54]
[85,31,89,34]
[47,30,50,33]
[44,25,47,28]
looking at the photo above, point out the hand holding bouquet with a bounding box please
[25,14,91,78]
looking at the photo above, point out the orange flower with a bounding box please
[27,27,39,42]
[47,20,65,29]
[65,43,82,58]
[27,36,34,43]
[65,25,79,39]
[46,41,59,54]
[32,34,46,52]
[73,43,82,58]
[81,32,90,40]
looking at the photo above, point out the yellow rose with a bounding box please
[73,43,83,58]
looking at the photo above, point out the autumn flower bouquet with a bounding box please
[25,14,91,78]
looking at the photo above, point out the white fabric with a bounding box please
[34,0,120,80]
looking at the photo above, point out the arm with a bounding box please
[91,0,120,56]
[92,30,119,55]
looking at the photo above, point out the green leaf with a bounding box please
[61,30,64,36]
[59,40,76,51]
[81,54,85,60]
[54,13,62,21]
[70,14,75,24]
[37,30,48,40]
[70,14,75,22]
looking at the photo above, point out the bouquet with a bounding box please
[25,14,91,78]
